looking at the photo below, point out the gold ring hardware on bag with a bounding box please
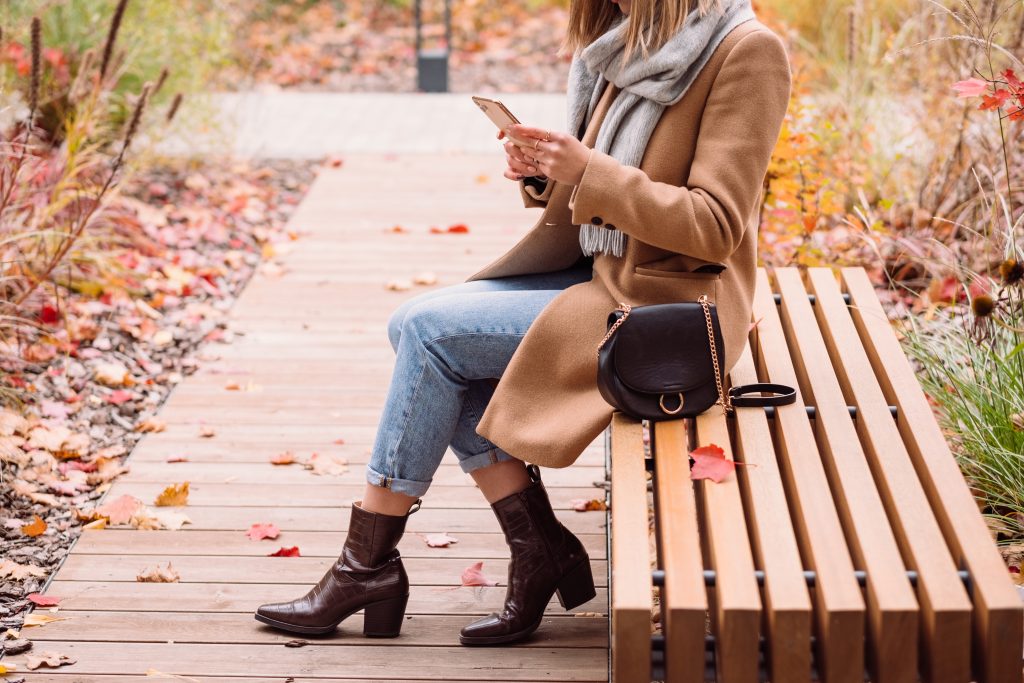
[659,393,685,415]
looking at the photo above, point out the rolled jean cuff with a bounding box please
[365,464,431,498]
[455,446,517,474]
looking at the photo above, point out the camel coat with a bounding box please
[465,17,792,468]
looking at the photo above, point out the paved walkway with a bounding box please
[9,153,610,680]
[167,92,567,157]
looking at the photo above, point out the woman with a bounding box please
[254,0,791,646]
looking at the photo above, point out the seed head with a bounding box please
[999,258,1024,285]
[971,294,995,318]
[29,17,41,116]
[100,0,129,80]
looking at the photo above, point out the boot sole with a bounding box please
[458,559,597,646]
[254,593,409,637]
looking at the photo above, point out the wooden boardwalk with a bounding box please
[11,154,611,681]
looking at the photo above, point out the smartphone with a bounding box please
[472,95,533,148]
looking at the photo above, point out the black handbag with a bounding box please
[596,294,796,421]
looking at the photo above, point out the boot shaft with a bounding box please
[342,499,420,569]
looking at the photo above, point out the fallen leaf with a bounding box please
[303,452,348,476]
[0,559,48,580]
[24,650,76,670]
[165,455,189,463]
[22,613,69,627]
[386,225,408,233]
[332,437,345,445]
[447,223,470,233]
[83,518,107,530]
[570,498,607,512]
[27,593,61,606]
[93,361,131,387]
[270,451,296,465]
[284,639,309,647]
[268,546,301,557]
[154,482,190,506]
[20,515,47,537]
[413,271,438,286]
[0,663,18,674]
[247,522,281,541]
[135,417,167,433]
[96,494,144,525]
[106,389,136,405]
[385,279,412,291]
[461,561,498,587]
[137,562,180,583]
[423,532,459,548]
[199,425,216,438]
[690,443,747,483]
[145,669,201,681]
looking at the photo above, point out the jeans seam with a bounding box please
[382,356,429,488]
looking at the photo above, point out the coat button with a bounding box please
[591,216,603,225]
[605,223,617,230]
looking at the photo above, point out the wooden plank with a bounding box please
[118,461,608,487]
[100,481,602,509]
[3,642,609,681]
[25,611,608,648]
[609,413,652,683]
[55,504,607,534]
[55,555,608,587]
[750,269,866,682]
[841,267,1024,683]
[693,408,761,683]
[652,419,707,683]
[807,268,973,682]
[70,529,607,559]
[728,344,812,683]
[775,267,920,683]
[44,581,607,615]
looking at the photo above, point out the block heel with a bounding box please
[555,558,596,610]
[362,593,409,637]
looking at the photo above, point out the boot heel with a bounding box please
[363,594,408,638]
[555,559,597,610]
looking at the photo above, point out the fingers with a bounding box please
[508,123,554,141]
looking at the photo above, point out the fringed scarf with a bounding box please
[567,0,756,257]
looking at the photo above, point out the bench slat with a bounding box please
[775,267,920,683]
[652,420,708,683]
[841,267,1024,683]
[729,342,812,682]
[609,413,652,683]
[807,268,974,682]
[752,269,865,682]
[694,409,762,682]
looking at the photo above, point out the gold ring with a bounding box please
[659,393,685,415]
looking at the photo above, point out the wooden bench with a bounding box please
[605,266,1023,683]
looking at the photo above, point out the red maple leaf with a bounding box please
[268,546,301,557]
[27,593,61,606]
[689,443,749,483]
[246,523,281,541]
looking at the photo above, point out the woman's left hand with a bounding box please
[506,124,591,186]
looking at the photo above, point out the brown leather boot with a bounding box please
[459,464,596,646]
[254,498,421,637]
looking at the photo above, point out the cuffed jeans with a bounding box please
[365,262,593,497]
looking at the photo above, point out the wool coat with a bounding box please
[465,17,792,468]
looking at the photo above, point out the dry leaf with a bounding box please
[303,452,348,476]
[27,593,61,606]
[199,426,216,438]
[83,518,107,530]
[570,498,607,512]
[135,417,167,433]
[246,522,281,541]
[165,455,189,463]
[413,271,438,286]
[93,361,131,387]
[96,494,144,525]
[461,561,498,587]
[20,515,47,537]
[385,279,412,291]
[154,482,190,506]
[22,613,69,627]
[284,639,309,647]
[423,532,459,548]
[0,559,47,580]
[137,562,180,583]
[24,651,76,670]
[270,451,296,465]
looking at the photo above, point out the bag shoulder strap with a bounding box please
[727,383,797,408]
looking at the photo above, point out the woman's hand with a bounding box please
[496,124,591,186]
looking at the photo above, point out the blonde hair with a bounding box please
[560,0,726,64]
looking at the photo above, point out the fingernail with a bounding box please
[528,166,537,172]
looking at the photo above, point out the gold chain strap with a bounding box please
[596,302,632,353]
[699,294,733,415]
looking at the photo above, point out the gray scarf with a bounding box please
[568,0,756,257]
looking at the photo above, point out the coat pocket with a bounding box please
[633,266,722,280]
[631,265,719,305]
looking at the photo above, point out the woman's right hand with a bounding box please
[497,129,547,182]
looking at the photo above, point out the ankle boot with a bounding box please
[459,464,596,646]
[254,498,421,637]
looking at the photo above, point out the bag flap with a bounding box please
[609,303,720,394]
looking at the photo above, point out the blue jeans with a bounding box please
[366,263,594,497]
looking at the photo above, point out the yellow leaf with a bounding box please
[21,515,47,537]
[84,518,107,530]
[154,482,190,507]
[23,613,69,627]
